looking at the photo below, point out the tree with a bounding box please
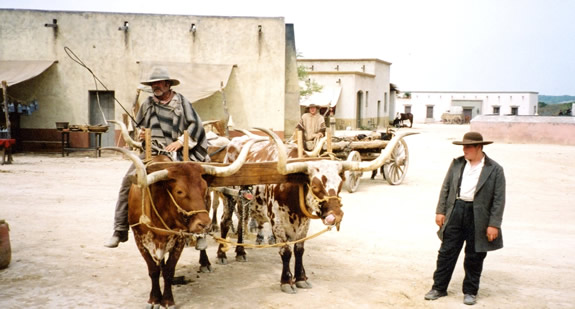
[297,52,323,98]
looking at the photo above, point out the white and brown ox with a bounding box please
[221,128,414,293]
[105,121,258,308]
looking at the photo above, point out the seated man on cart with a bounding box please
[296,103,326,151]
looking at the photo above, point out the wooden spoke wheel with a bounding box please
[382,138,409,185]
[344,150,362,193]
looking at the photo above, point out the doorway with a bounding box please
[89,91,115,147]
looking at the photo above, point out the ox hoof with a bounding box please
[145,304,161,309]
[216,257,228,265]
[235,254,247,262]
[199,265,213,273]
[268,236,276,245]
[256,235,264,245]
[281,284,297,294]
[296,280,313,289]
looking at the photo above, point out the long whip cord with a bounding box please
[64,46,137,124]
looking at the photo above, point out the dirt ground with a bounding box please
[1,124,574,308]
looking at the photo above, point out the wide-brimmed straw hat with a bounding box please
[453,132,493,145]
[141,67,180,86]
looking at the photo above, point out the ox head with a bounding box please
[103,130,262,235]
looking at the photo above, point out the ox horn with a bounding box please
[101,147,169,187]
[235,128,259,138]
[201,136,266,177]
[108,120,142,149]
[254,127,309,175]
[303,135,327,157]
[341,131,417,172]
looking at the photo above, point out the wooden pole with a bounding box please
[183,134,189,161]
[145,129,151,160]
[327,129,332,153]
[1,81,10,138]
[297,130,303,158]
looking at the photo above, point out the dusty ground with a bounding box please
[1,124,574,308]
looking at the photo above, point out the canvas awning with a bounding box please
[0,60,57,87]
[138,61,234,104]
[300,85,342,108]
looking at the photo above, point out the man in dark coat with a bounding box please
[424,132,506,305]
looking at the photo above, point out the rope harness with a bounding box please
[130,187,208,238]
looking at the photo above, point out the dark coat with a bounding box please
[436,153,506,252]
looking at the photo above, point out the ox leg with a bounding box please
[134,234,162,307]
[209,191,220,233]
[198,249,213,273]
[235,194,248,262]
[160,239,186,308]
[279,245,297,294]
[294,242,312,289]
[216,194,235,265]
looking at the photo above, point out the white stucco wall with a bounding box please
[0,9,296,136]
[298,59,391,130]
[396,91,539,123]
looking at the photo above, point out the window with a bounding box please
[426,106,434,118]
[405,106,412,113]
[493,106,500,115]
[511,107,518,115]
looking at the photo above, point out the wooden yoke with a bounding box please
[145,129,152,160]
[326,129,332,153]
[183,134,189,162]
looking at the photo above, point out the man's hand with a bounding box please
[138,128,146,141]
[165,141,182,152]
[435,214,446,227]
[486,226,499,242]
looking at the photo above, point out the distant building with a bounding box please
[297,58,395,130]
[395,91,539,124]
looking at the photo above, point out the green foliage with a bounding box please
[539,95,575,104]
[538,102,573,116]
[298,65,323,98]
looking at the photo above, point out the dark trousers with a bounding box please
[432,199,487,295]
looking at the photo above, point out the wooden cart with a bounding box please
[296,128,413,193]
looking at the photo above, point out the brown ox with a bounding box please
[105,122,259,308]
[220,128,413,293]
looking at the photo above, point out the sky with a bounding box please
[1,0,574,95]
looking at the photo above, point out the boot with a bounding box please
[104,230,128,248]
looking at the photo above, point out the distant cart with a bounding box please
[298,129,415,193]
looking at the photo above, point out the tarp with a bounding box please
[138,62,234,104]
[299,85,342,108]
[0,60,56,87]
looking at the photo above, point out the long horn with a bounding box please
[341,131,417,171]
[101,147,169,187]
[254,127,309,175]
[303,136,327,157]
[202,136,266,177]
[108,120,142,149]
[235,128,259,138]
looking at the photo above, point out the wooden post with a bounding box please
[1,81,10,138]
[327,129,332,153]
[183,134,189,161]
[145,129,151,160]
[297,130,303,158]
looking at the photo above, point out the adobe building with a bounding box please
[297,58,396,130]
[0,9,300,152]
[395,91,539,123]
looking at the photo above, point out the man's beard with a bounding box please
[153,88,164,97]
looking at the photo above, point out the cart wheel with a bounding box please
[344,150,362,193]
[383,138,409,185]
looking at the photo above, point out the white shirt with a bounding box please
[458,156,485,202]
